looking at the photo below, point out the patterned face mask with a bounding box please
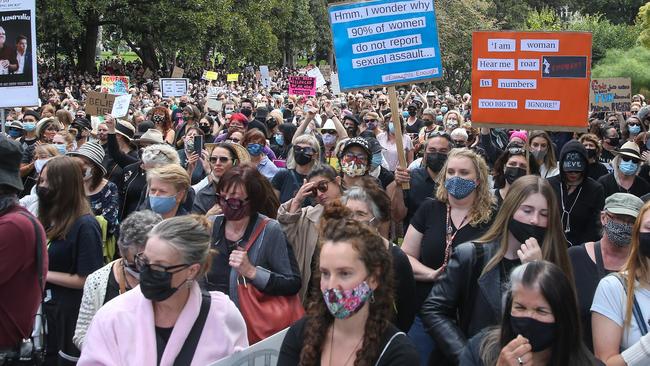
[322,280,372,319]
[341,158,367,177]
[604,219,632,247]
[444,176,477,199]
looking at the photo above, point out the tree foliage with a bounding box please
[637,2,650,48]
[592,46,650,94]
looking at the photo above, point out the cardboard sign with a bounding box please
[260,65,271,88]
[0,0,38,108]
[227,73,239,82]
[328,0,443,91]
[471,31,592,131]
[160,78,189,97]
[101,75,130,95]
[590,78,631,112]
[210,329,288,366]
[171,66,184,78]
[289,76,317,96]
[85,91,132,118]
[202,70,218,81]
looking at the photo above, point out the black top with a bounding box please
[272,169,312,206]
[597,173,650,198]
[459,329,489,366]
[377,166,395,190]
[402,167,438,229]
[410,199,492,308]
[568,243,614,351]
[405,118,424,134]
[278,317,420,365]
[390,244,417,332]
[104,264,121,304]
[155,326,174,365]
[587,162,609,182]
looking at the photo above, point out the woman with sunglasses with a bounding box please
[623,116,644,144]
[272,134,321,205]
[208,165,301,339]
[492,144,540,207]
[597,141,650,198]
[278,165,343,302]
[73,210,162,349]
[78,215,249,365]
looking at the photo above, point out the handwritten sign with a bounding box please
[590,78,631,112]
[160,78,189,97]
[227,73,239,82]
[210,329,288,366]
[289,76,316,96]
[85,91,132,117]
[111,94,132,118]
[307,67,326,88]
[100,75,129,95]
[202,70,218,81]
[171,66,184,78]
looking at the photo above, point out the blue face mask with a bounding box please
[22,122,36,132]
[401,111,409,119]
[629,125,641,135]
[247,143,263,156]
[441,107,448,113]
[54,143,67,155]
[388,122,395,134]
[371,153,382,169]
[620,159,638,176]
[149,195,177,214]
[8,129,22,138]
[436,115,443,123]
[275,134,284,146]
[444,176,477,199]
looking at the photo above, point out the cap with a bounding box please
[605,193,644,218]
[562,152,586,172]
[616,141,641,161]
[72,117,92,131]
[340,137,372,159]
[362,135,384,154]
[638,105,650,121]
[22,110,40,121]
[67,141,107,175]
[0,136,24,191]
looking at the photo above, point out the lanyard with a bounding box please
[441,204,468,270]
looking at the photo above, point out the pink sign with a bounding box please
[288,76,316,96]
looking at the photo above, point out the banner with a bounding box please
[101,75,130,95]
[590,77,631,112]
[307,67,326,88]
[471,31,592,131]
[171,66,184,78]
[202,70,218,81]
[210,329,288,366]
[160,78,189,97]
[227,73,239,82]
[0,0,38,108]
[289,76,316,96]
[260,65,271,88]
[328,0,443,91]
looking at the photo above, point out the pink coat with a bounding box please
[78,282,248,366]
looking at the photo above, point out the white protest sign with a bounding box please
[307,67,326,88]
[206,99,223,112]
[260,65,271,88]
[330,72,341,94]
[160,78,189,97]
[210,329,288,366]
[111,94,132,118]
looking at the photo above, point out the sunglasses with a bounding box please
[216,195,249,210]
[508,147,527,155]
[310,180,330,196]
[344,152,368,162]
[621,156,640,163]
[363,119,377,123]
[135,252,189,274]
[294,145,315,155]
[427,131,450,139]
[209,156,231,164]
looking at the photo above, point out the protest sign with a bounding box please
[211,329,288,366]
[86,91,116,116]
[320,65,332,81]
[288,76,316,96]
[171,66,184,78]
[328,0,443,91]
[589,78,631,112]
[101,75,130,94]
[206,98,222,112]
[227,73,239,82]
[307,67,326,88]
[111,94,132,118]
[160,78,189,97]
[330,72,341,94]
[202,70,218,81]
[0,0,38,108]
[260,65,271,88]
[471,31,592,131]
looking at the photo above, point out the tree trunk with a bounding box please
[78,12,100,73]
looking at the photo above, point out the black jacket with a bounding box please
[420,240,502,365]
[118,162,146,221]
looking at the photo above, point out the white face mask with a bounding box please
[34,159,50,174]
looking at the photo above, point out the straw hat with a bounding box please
[205,142,251,165]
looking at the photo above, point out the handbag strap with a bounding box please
[242,218,270,252]
[173,289,212,366]
[374,331,406,366]
[613,274,648,336]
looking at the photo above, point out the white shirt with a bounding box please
[376,132,413,172]
[16,52,24,74]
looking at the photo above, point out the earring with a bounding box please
[369,292,375,304]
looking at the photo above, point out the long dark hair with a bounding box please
[215,163,279,219]
[299,202,394,366]
[493,146,540,189]
[480,261,596,366]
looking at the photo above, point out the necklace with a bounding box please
[559,184,582,235]
[328,324,364,366]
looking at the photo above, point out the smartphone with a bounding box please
[193,135,204,155]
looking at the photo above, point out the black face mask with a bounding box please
[510,316,556,352]
[638,232,650,258]
[240,108,253,117]
[408,110,417,117]
[509,217,546,244]
[346,127,357,138]
[608,137,620,147]
[199,124,211,135]
[425,152,447,173]
[178,102,187,108]
[139,265,184,302]
[504,166,527,185]
[585,148,597,160]
[423,119,434,127]
[294,151,313,166]
[36,186,53,203]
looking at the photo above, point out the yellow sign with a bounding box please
[227,73,239,82]
[202,70,218,81]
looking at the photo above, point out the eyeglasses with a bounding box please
[363,119,377,123]
[343,152,368,163]
[508,147,526,155]
[310,180,330,196]
[209,156,231,164]
[294,145,315,155]
[135,252,190,274]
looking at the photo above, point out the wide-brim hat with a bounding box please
[614,141,641,161]
[115,120,136,141]
[67,141,107,175]
[205,142,251,165]
[135,128,165,146]
[0,136,24,191]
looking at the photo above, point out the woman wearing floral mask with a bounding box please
[278,202,420,365]
[337,137,375,190]
[401,148,494,364]
[150,106,175,145]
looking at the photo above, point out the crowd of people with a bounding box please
[2,60,650,366]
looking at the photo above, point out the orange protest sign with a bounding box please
[471,31,592,131]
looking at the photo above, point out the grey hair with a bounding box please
[148,215,212,274]
[341,186,384,222]
[611,155,640,187]
[286,134,321,170]
[142,143,180,166]
[118,210,163,252]
[422,108,436,117]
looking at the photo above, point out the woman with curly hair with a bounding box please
[278,202,419,365]
[150,106,175,145]
[401,148,495,364]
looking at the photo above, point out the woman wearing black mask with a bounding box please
[492,144,540,207]
[579,133,609,181]
[460,261,599,366]
[199,116,215,142]
[420,176,574,365]
[271,134,321,205]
